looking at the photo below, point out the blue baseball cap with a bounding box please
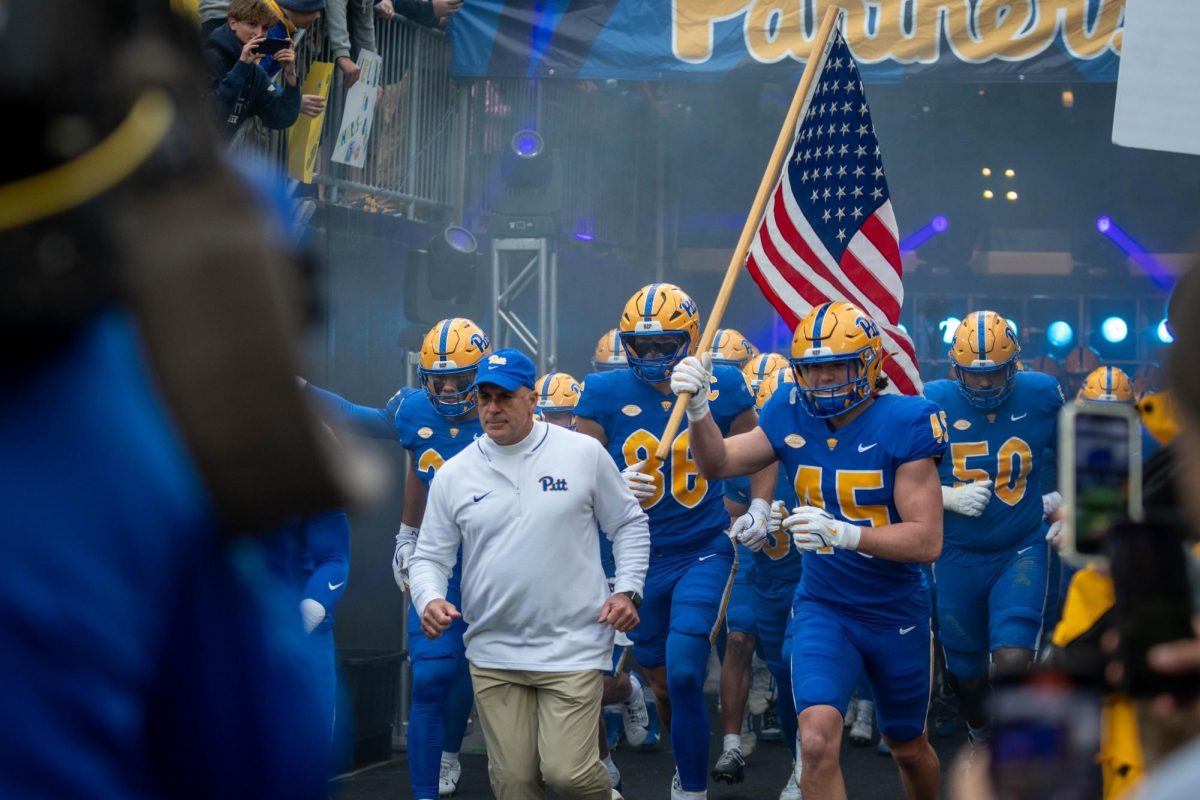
[475,348,537,392]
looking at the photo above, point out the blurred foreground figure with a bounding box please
[0,3,374,797]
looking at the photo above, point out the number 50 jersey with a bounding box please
[759,390,947,624]
[575,365,755,550]
[923,371,1063,560]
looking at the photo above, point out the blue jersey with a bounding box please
[924,372,1064,559]
[392,390,483,488]
[759,391,947,624]
[575,365,755,550]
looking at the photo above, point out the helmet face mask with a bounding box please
[618,283,699,383]
[791,302,882,419]
[949,310,1020,410]
[418,318,491,417]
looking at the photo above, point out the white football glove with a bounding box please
[1045,518,1064,549]
[785,505,862,552]
[669,354,713,421]
[941,480,993,517]
[300,598,326,634]
[731,498,772,552]
[622,461,657,502]
[1042,491,1063,520]
[767,499,787,534]
[393,523,419,591]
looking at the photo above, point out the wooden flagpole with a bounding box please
[652,5,844,463]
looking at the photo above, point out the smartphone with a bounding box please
[254,37,292,57]
[988,671,1102,800]
[1109,520,1200,701]
[1057,401,1143,565]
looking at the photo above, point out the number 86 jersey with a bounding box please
[575,365,755,550]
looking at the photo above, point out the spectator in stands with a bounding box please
[205,0,301,139]
[326,0,461,89]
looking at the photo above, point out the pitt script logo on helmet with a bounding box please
[534,372,582,429]
[618,283,700,383]
[1079,365,1134,404]
[591,328,628,371]
[949,310,1020,409]
[708,328,757,369]
[418,318,491,417]
[791,301,882,419]
[743,352,792,409]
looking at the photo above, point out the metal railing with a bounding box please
[230,13,458,221]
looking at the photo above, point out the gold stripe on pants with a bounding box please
[469,665,613,800]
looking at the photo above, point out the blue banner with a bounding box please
[450,0,1123,83]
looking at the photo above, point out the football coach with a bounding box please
[409,348,650,800]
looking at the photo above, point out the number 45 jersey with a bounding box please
[758,390,947,624]
[923,371,1064,561]
[575,365,755,550]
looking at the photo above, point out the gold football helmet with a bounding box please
[791,301,882,418]
[948,310,1021,409]
[708,328,755,368]
[534,372,582,428]
[743,353,790,405]
[1079,365,1135,403]
[591,328,627,371]
[618,283,700,382]
[418,318,491,416]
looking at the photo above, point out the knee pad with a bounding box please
[411,656,458,704]
[665,634,709,694]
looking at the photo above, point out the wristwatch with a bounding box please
[620,590,642,608]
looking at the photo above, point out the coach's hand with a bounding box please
[786,505,862,552]
[421,599,461,639]
[669,354,712,420]
[941,480,993,517]
[731,497,772,551]
[622,461,656,502]
[599,593,639,634]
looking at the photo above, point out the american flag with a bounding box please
[745,29,922,395]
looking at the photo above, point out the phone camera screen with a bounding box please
[1073,412,1131,555]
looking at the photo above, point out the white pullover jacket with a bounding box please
[409,420,650,671]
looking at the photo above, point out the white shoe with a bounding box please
[671,770,707,800]
[438,758,462,796]
[849,699,875,745]
[748,654,773,715]
[604,758,621,792]
[740,709,757,757]
[778,770,803,800]
[621,673,650,746]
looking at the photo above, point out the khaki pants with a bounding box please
[469,665,612,800]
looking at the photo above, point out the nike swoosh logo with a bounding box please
[473,491,493,503]
[857,443,877,452]
[328,581,345,591]
[698,554,718,562]
[899,625,916,635]
[1011,413,1027,421]
[1017,546,1032,555]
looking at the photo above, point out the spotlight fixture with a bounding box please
[1100,316,1129,344]
[939,316,961,345]
[1047,321,1074,348]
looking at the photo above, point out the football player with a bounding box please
[673,301,946,800]
[922,310,1064,752]
[574,284,759,800]
[534,371,583,430]
[593,328,629,372]
[711,362,805,800]
[300,317,489,800]
[1077,365,1160,461]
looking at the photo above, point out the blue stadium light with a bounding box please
[939,316,961,345]
[573,232,595,241]
[511,130,544,159]
[898,323,908,335]
[1095,214,1173,291]
[1047,320,1074,348]
[900,215,951,251]
[1157,319,1174,344]
[1101,316,1129,344]
[1007,319,1019,338]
